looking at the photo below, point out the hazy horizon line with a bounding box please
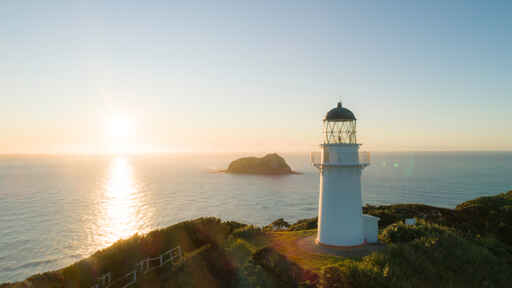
[1,150,512,157]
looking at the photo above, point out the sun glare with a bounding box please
[105,115,136,154]
[108,116,133,138]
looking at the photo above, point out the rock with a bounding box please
[225,153,296,175]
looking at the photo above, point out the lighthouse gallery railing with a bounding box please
[310,151,370,166]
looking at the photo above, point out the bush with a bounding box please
[456,191,512,245]
[322,231,512,287]
[225,239,253,266]
[234,262,283,288]
[162,245,236,288]
[231,225,265,240]
[265,218,291,231]
[320,261,386,288]
[224,221,247,233]
[287,217,317,231]
[252,247,318,286]
[473,236,512,264]
[27,217,234,287]
[379,219,451,244]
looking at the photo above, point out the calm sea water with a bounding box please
[1,152,511,282]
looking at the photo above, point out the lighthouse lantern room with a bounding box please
[311,102,379,247]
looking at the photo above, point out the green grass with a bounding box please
[269,230,345,273]
[321,230,512,287]
[6,217,242,288]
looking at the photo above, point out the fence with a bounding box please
[136,246,183,274]
[90,246,183,288]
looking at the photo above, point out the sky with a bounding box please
[1,0,511,154]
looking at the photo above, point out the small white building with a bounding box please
[311,102,379,247]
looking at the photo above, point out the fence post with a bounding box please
[98,273,110,287]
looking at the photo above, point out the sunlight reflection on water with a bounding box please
[97,157,145,247]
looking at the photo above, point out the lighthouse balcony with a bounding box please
[310,151,370,167]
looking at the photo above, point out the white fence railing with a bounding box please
[136,246,183,274]
[310,151,370,166]
[90,246,183,288]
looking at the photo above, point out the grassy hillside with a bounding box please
[290,191,512,245]
[3,191,512,287]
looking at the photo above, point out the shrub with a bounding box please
[379,219,451,244]
[162,245,235,288]
[224,221,247,233]
[456,191,512,245]
[323,231,512,287]
[252,247,319,286]
[235,261,282,288]
[473,236,512,264]
[265,218,291,231]
[231,225,265,240]
[225,239,253,266]
[32,217,234,287]
[287,217,317,231]
[320,261,387,288]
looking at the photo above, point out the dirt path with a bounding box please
[268,231,386,273]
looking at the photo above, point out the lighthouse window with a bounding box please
[323,120,357,144]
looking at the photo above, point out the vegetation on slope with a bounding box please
[455,191,512,245]
[289,191,512,244]
[320,220,512,287]
[3,218,243,288]
[3,191,512,287]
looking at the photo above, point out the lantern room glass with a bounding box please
[323,119,357,144]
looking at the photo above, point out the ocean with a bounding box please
[1,152,511,282]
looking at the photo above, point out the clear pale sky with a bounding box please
[1,1,511,154]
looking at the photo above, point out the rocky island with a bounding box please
[3,191,512,288]
[224,153,297,175]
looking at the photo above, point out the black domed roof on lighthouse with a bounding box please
[324,102,356,121]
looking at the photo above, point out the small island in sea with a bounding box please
[3,191,511,288]
[223,153,299,175]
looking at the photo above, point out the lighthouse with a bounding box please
[311,102,379,247]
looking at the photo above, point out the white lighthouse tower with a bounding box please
[311,102,379,247]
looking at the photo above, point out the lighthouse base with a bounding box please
[295,235,385,258]
[316,214,380,247]
[315,238,367,249]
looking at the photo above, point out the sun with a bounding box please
[105,115,136,154]
[108,116,133,139]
